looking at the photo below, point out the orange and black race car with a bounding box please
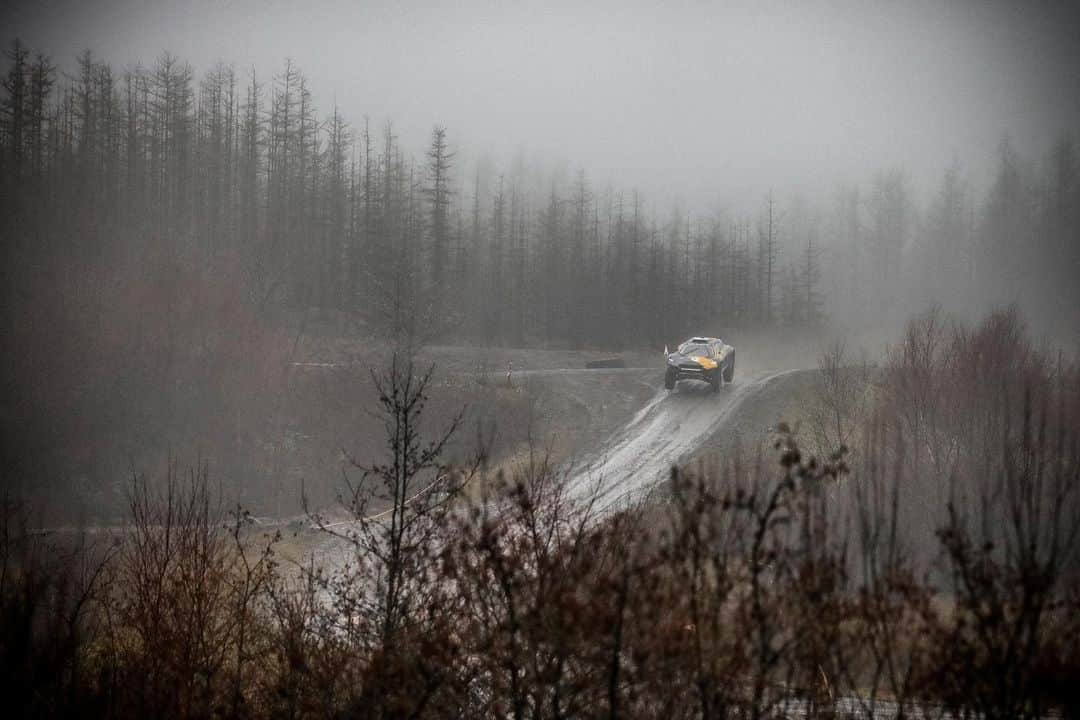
[664,337,735,392]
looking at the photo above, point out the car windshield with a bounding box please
[679,343,710,357]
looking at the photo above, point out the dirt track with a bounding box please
[563,368,805,512]
[280,337,822,569]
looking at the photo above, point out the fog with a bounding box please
[1,0,1079,520]
[5,0,1079,208]
[3,5,1080,713]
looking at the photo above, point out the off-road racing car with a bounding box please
[664,337,735,392]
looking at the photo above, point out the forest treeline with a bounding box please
[4,41,1079,351]
[0,41,829,515]
[1,38,1079,715]
[3,40,1080,512]
[1,308,1077,719]
[1,41,812,351]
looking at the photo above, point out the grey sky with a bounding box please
[4,0,1078,211]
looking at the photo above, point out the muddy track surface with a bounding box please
[565,369,801,513]
[292,363,806,576]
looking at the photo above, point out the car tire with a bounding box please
[664,368,676,390]
[710,372,721,393]
[723,358,734,383]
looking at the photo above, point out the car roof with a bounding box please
[685,337,720,344]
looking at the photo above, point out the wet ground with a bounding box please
[276,335,828,571]
[563,367,804,512]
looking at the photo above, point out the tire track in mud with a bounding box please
[303,367,800,577]
[564,369,801,513]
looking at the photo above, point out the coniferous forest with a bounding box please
[1,4,1080,717]
[2,39,1080,515]
[4,42,1078,350]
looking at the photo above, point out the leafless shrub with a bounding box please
[5,310,1079,719]
[664,429,850,719]
[808,337,873,460]
[444,452,588,716]
[925,385,1080,720]
[854,306,1080,719]
[307,353,481,717]
[100,462,278,718]
[844,420,938,718]
[260,561,356,718]
[0,494,114,719]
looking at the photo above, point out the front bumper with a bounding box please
[667,364,714,381]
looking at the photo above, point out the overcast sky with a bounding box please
[4,0,1079,211]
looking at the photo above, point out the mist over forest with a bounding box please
[3,2,1079,511]
[1,3,1079,718]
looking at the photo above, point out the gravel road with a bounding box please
[564,367,802,512]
